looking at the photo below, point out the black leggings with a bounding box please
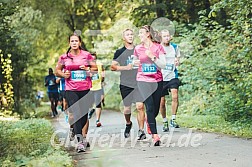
[65,90,93,140]
[138,81,163,134]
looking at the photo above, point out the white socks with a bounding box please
[172,114,176,120]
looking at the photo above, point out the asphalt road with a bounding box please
[51,110,252,167]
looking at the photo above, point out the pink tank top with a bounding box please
[134,43,165,82]
[58,50,94,91]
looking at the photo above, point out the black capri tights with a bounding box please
[138,81,163,134]
[65,90,93,140]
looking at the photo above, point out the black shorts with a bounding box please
[162,78,180,97]
[48,92,59,101]
[65,90,93,108]
[59,90,66,101]
[119,84,143,106]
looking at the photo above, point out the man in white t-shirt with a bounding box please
[159,30,181,131]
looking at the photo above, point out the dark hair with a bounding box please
[140,25,160,43]
[66,32,84,60]
[48,68,53,74]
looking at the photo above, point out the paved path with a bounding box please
[51,110,252,167]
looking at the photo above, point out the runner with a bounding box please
[133,25,166,146]
[159,29,181,131]
[56,77,68,122]
[111,28,146,140]
[88,52,105,127]
[55,32,97,153]
[44,68,59,117]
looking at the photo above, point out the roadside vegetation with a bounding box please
[0,0,251,166]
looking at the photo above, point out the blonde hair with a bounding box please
[160,29,173,39]
[122,28,133,37]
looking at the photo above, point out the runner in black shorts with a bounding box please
[161,78,180,97]
[45,68,59,117]
[111,28,146,140]
[159,29,181,131]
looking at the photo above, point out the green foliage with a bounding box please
[33,103,51,118]
[102,71,121,110]
[131,0,221,27]
[174,115,252,138]
[0,119,73,166]
[0,0,251,139]
[0,51,14,116]
[178,0,252,126]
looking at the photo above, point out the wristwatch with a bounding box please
[151,56,157,61]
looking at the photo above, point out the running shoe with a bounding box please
[69,128,75,141]
[124,121,132,138]
[76,141,86,153]
[163,121,169,132]
[96,120,102,127]
[145,118,151,134]
[137,129,146,140]
[170,119,180,128]
[88,109,95,119]
[153,136,161,146]
[57,105,62,112]
[52,111,57,117]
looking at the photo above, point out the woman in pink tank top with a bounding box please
[133,25,166,146]
[56,32,97,153]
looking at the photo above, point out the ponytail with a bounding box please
[66,46,73,60]
[141,25,161,43]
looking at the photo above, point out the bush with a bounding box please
[0,119,73,167]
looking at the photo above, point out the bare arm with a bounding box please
[110,60,132,71]
[56,77,61,84]
[55,63,70,79]
[89,59,98,72]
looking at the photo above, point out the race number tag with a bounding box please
[142,64,157,75]
[164,57,175,72]
[71,70,86,81]
[92,73,99,81]
[164,64,174,71]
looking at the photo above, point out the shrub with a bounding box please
[0,119,73,166]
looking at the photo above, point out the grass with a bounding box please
[156,113,252,139]
[0,105,73,167]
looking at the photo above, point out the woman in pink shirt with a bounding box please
[56,32,97,153]
[134,25,166,146]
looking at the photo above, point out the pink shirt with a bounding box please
[134,43,165,82]
[58,50,94,91]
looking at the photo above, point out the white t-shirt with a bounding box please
[161,43,180,81]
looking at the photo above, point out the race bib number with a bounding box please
[164,57,175,72]
[164,64,174,71]
[71,70,87,81]
[142,63,157,75]
[92,73,99,81]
